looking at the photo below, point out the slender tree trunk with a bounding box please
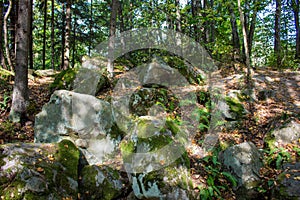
[63,0,71,70]
[51,0,55,69]
[42,0,47,70]
[4,0,13,71]
[71,13,76,68]
[88,0,93,56]
[175,0,181,32]
[107,0,118,77]
[10,0,30,123]
[292,0,300,59]
[229,5,241,59]
[0,2,7,69]
[274,0,281,68]
[28,0,33,69]
[191,0,201,42]
[247,0,258,58]
[209,0,215,43]
[61,3,65,70]
[11,0,18,62]
[203,0,208,43]
[238,0,250,69]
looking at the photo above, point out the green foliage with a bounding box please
[49,68,78,92]
[0,121,15,137]
[197,148,237,200]
[0,93,10,111]
[265,147,291,169]
[225,97,245,117]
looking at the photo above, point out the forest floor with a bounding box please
[0,67,299,199]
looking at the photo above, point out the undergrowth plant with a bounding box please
[266,147,291,169]
[197,148,237,200]
[0,93,10,111]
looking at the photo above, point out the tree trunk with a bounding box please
[28,0,33,69]
[4,0,13,71]
[274,0,281,68]
[60,3,65,70]
[0,1,7,69]
[51,0,55,69]
[247,0,258,58]
[229,5,241,58]
[63,0,71,70]
[10,0,18,62]
[237,0,250,70]
[71,13,76,68]
[191,0,201,42]
[88,0,93,56]
[42,0,47,70]
[209,0,215,43]
[10,0,30,123]
[175,0,181,32]
[107,0,118,78]
[292,0,300,59]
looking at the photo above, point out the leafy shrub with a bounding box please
[196,148,237,200]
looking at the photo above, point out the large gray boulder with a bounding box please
[35,90,117,165]
[73,67,109,96]
[0,140,79,200]
[274,162,300,199]
[221,142,263,199]
[79,165,128,200]
[272,120,300,145]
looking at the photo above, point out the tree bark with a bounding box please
[10,0,18,62]
[42,0,47,70]
[292,0,300,59]
[175,0,181,32]
[4,0,13,71]
[0,2,7,69]
[71,13,76,68]
[10,0,30,123]
[63,0,71,70]
[51,0,55,69]
[88,0,93,56]
[237,0,250,69]
[274,0,281,67]
[60,3,65,70]
[107,0,118,78]
[28,0,33,69]
[229,4,241,58]
[247,0,258,58]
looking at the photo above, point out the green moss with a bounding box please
[80,165,122,200]
[55,139,79,179]
[49,68,77,92]
[225,97,245,115]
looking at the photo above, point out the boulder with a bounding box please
[79,165,128,200]
[272,120,300,146]
[35,90,117,165]
[117,115,193,199]
[73,67,109,96]
[221,142,263,199]
[130,159,192,199]
[0,140,79,199]
[274,162,300,199]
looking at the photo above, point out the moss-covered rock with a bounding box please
[49,67,109,96]
[79,165,127,200]
[273,162,300,200]
[130,157,193,199]
[0,140,79,200]
[118,116,193,199]
[49,68,78,92]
